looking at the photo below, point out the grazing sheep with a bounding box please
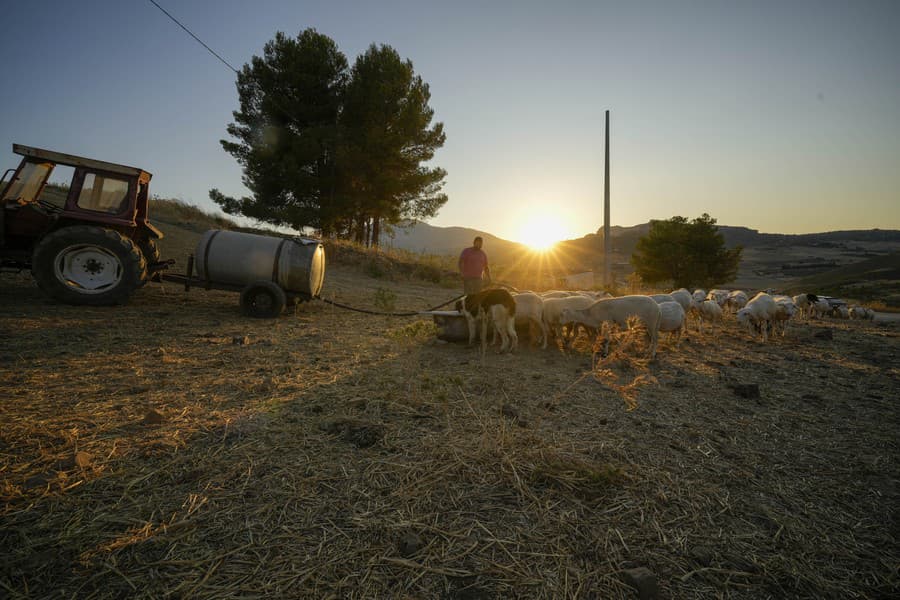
[832,305,850,319]
[541,290,575,299]
[511,292,548,348]
[809,298,831,319]
[864,307,876,321]
[724,290,749,312]
[458,289,518,353]
[696,299,723,334]
[772,296,797,337]
[849,305,865,320]
[692,289,707,305]
[669,288,694,313]
[658,301,687,340]
[650,293,677,305]
[736,292,778,342]
[542,295,596,347]
[559,295,662,359]
[707,289,730,306]
[792,293,819,319]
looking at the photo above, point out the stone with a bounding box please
[814,329,834,340]
[730,384,760,399]
[398,532,425,557]
[74,451,92,469]
[621,567,659,600]
[232,335,251,345]
[689,545,715,567]
[143,409,166,425]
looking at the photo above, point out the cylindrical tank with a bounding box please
[194,230,325,297]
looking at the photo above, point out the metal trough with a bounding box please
[420,310,469,342]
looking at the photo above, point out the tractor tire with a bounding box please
[31,226,147,306]
[240,281,286,318]
[137,238,161,286]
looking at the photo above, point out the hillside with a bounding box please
[785,251,900,305]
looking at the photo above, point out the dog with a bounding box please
[456,289,518,353]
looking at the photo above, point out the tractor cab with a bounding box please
[1,144,164,305]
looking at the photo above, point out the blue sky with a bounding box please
[1,0,898,243]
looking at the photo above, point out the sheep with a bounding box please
[658,301,687,340]
[707,289,730,307]
[724,290,749,312]
[692,289,707,305]
[511,292,548,348]
[849,305,866,320]
[792,293,819,319]
[864,307,876,321]
[809,298,831,319]
[695,299,723,334]
[736,292,778,342]
[669,288,694,313]
[458,289,518,353]
[832,305,850,320]
[772,296,797,337]
[541,290,575,299]
[541,295,596,347]
[650,293,676,305]
[559,295,662,359]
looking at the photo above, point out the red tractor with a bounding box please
[0,144,164,305]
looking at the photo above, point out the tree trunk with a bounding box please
[372,216,381,249]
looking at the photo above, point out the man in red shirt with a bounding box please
[458,236,491,295]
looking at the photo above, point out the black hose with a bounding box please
[317,293,465,317]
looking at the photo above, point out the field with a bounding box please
[1,246,898,598]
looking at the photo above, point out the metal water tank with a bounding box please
[194,230,325,297]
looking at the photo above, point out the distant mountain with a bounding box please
[381,220,529,266]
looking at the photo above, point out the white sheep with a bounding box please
[658,301,687,340]
[511,292,549,348]
[707,289,730,307]
[809,298,831,319]
[541,295,596,347]
[724,290,749,312]
[772,296,797,337]
[792,293,818,319]
[849,305,865,320]
[669,288,694,313]
[864,307,876,321]
[832,305,850,320]
[692,289,707,305]
[736,292,778,342]
[695,299,723,334]
[559,295,662,359]
[541,290,575,299]
[650,293,676,305]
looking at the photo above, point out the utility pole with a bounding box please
[604,110,611,288]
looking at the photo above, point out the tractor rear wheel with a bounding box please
[31,226,146,305]
[137,238,161,286]
[240,281,286,318]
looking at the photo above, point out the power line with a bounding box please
[146,0,240,74]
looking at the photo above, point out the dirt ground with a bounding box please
[1,266,898,599]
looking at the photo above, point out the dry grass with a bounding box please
[1,265,898,599]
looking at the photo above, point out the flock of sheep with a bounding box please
[465,286,877,356]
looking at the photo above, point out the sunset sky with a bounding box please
[1,0,898,244]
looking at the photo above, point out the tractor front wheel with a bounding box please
[31,226,146,306]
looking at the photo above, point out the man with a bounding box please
[458,236,491,295]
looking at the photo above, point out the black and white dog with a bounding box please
[456,289,518,353]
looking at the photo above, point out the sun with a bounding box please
[518,214,570,251]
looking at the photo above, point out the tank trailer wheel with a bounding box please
[240,281,286,318]
[31,226,146,306]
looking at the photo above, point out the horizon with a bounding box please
[2,1,898,243]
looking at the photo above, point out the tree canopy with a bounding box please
[630,214,742,289]
[211,29,447,246]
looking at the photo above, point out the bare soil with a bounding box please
[1,266,898,599]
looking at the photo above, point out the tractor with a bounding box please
[0,144,164,305]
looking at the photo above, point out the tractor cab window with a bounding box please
[76,173,129,214]
[1,161,53,204]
